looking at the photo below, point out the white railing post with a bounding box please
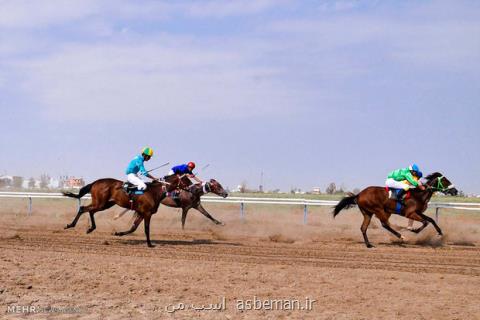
[240,201,245,221]
[303,203,308,224]
[435,207,440,222]
[28,197,32,215]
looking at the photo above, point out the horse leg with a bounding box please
[359,208,374,248]
[181,208,189,230]
[144,213,154,247]
[65,205,87,229]
[114,213,143,236]
[376,210,404,240]
[405,212,429,234]
[417,212,443,236]
[86,211,97,234]
[194,203,224,226]
[87,201,115,234]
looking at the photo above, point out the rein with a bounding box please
[203,182,211,194]
[427,176,455,192]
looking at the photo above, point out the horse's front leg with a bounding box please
[405,211,431,234]
[194,203,224,226]
[114,213,143,236]
[417,212,443,236]
[181,207,190,230]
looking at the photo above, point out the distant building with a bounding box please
[48,177,60,189]
[311,187,322,195]
[61,176,85,189]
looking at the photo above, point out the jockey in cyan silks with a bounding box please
[125,147,158,191]
[385,164,425,211]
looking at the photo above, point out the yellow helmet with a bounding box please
[141,147,154,157]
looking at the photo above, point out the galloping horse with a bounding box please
[63,179,165,247]
[63,177,228,247]
[115,178,228,229]
[333,172,458,248]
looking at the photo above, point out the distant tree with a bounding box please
[28,177,36,189]
[239,181,247,193]
[458,190,465,197]
[0,178,10,188]
[40,174,50,189]
[326,182,336,195]
[12,176,23,189]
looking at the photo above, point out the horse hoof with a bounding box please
[64,225,71,229]
[400,235,406,241]
[86,229,95,234]
[366,243,375,248]
[147,244,155,248]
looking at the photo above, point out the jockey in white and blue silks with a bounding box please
[125,147,158,190]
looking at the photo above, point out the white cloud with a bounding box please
[180,0,285,18]
[0,0,288,31]
[2,0,479,124]
[0,0,100,28]
[14,38,309,122]
[265,12,480,72]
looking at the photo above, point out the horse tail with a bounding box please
[62,183,93,199]
[333,194,358,218]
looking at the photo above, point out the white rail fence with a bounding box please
[1,191,479,224]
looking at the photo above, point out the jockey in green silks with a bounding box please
[385,164,425,200]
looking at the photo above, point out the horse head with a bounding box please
[205,179,228,198]
[424,172,458,196]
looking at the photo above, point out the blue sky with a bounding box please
[1,0,479,193]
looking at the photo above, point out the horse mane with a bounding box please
[425,172,442,182]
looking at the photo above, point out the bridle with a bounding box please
[428,176,455,193]
[203,181,211,193]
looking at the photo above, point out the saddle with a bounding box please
[385,187,410,201]
[385,187,410,214]
[122,182,145,196]
[164,190,181,206]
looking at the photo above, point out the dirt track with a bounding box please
[0,202,479,319]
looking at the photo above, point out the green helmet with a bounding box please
[142,147,154,157]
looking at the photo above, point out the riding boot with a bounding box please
[394,189,405,214]
[395,189,405,201]
[172,191,181,206]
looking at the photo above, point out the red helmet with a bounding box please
[187,162,196,169]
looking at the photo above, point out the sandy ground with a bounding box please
[0,198,479,319]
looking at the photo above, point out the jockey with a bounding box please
[125,147,158,190]
[385,164,425,200]
[168,162,202,184]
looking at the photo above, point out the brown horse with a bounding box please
[333,172,458,248]
[63,177,228,247]
[63,179,166,247]
[115,178,228,229]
